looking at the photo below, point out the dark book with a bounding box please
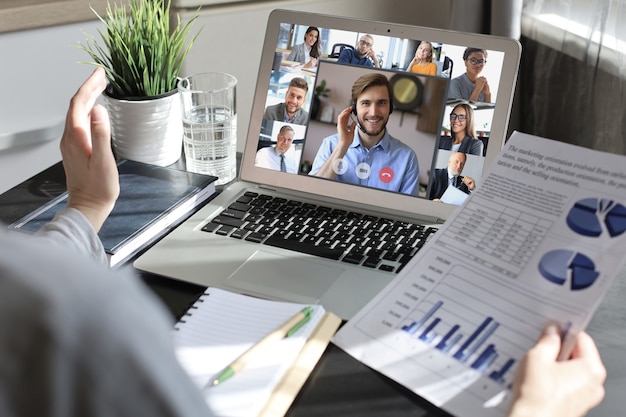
[9,160,217,267]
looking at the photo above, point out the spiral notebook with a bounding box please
[172,287,341,417]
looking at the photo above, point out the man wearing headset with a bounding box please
[310,73,419,196]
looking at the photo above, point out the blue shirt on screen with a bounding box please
[337,48,374,67]
[310,130,419,196]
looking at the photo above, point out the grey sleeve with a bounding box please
[35,207,108,265]
[471,139,485,156]
[287,44,303,63]
[0,230,214,417]
[263,103,278,120]
[447,77,463,100]
[293,109,310,125]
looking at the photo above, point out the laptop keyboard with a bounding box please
[201,191,438,273]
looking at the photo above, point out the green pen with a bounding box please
[208,306,314,387]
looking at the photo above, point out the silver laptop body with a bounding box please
[134,9,521,319]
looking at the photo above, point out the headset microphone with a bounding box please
[351,103,368,134]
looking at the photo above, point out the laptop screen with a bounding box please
[241,10,520,223]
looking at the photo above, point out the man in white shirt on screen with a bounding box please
[254,125,298,173]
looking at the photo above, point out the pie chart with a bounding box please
[538,249,599,290]
[566,198,626,237]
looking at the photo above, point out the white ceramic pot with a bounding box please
[103,90,183,167]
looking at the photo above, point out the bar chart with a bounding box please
[353,262,544,394]
[400,299,519,386]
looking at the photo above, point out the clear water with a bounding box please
[183,106,237,185]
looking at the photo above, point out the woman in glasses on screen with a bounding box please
[447,47,491,103]
[438,103,484,156]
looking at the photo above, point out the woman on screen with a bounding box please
[406,41,437,76]
[447,47,491,103]
[438,103,484,156]
[287,26,322,69]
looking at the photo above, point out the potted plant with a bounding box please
[311,79,330,121]
[78,0,201,166]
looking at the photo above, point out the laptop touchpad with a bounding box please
[227,250,344,304]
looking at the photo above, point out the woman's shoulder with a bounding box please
[426,62,437,75]
[463,136,484,155]
[288,43,305,57]
[460,135,481,144]
[289,43,302,53]
[438,135,453,149]
[452,72,465,81]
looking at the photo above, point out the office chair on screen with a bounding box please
[441,56,453,78]
[328,43,354,59]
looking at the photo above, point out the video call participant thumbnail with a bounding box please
[427,151,475,200]
[337,34,380,68]
[263,77,310,125]
[438,103,484,156]
[309,73,419,196]
[447,47,491,103]
[254,125,298,173]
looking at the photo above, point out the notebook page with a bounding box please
[173,287,325,417]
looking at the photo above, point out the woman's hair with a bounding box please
[453,103,477,138]
[462,47,488,61]
[304,26,321,59]
[416,41,434,63]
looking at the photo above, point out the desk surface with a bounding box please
[1,161,624,417]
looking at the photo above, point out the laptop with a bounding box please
[134,9,521,319]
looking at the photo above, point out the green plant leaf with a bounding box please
[76,0,202,98]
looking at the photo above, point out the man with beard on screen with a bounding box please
[310,73,419,196]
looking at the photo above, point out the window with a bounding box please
[522,0,626,75]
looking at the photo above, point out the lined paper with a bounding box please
[173,288,326,417]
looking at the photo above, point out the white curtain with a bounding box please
[519,0,626,153]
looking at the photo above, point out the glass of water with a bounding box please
[178,73,237,185]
